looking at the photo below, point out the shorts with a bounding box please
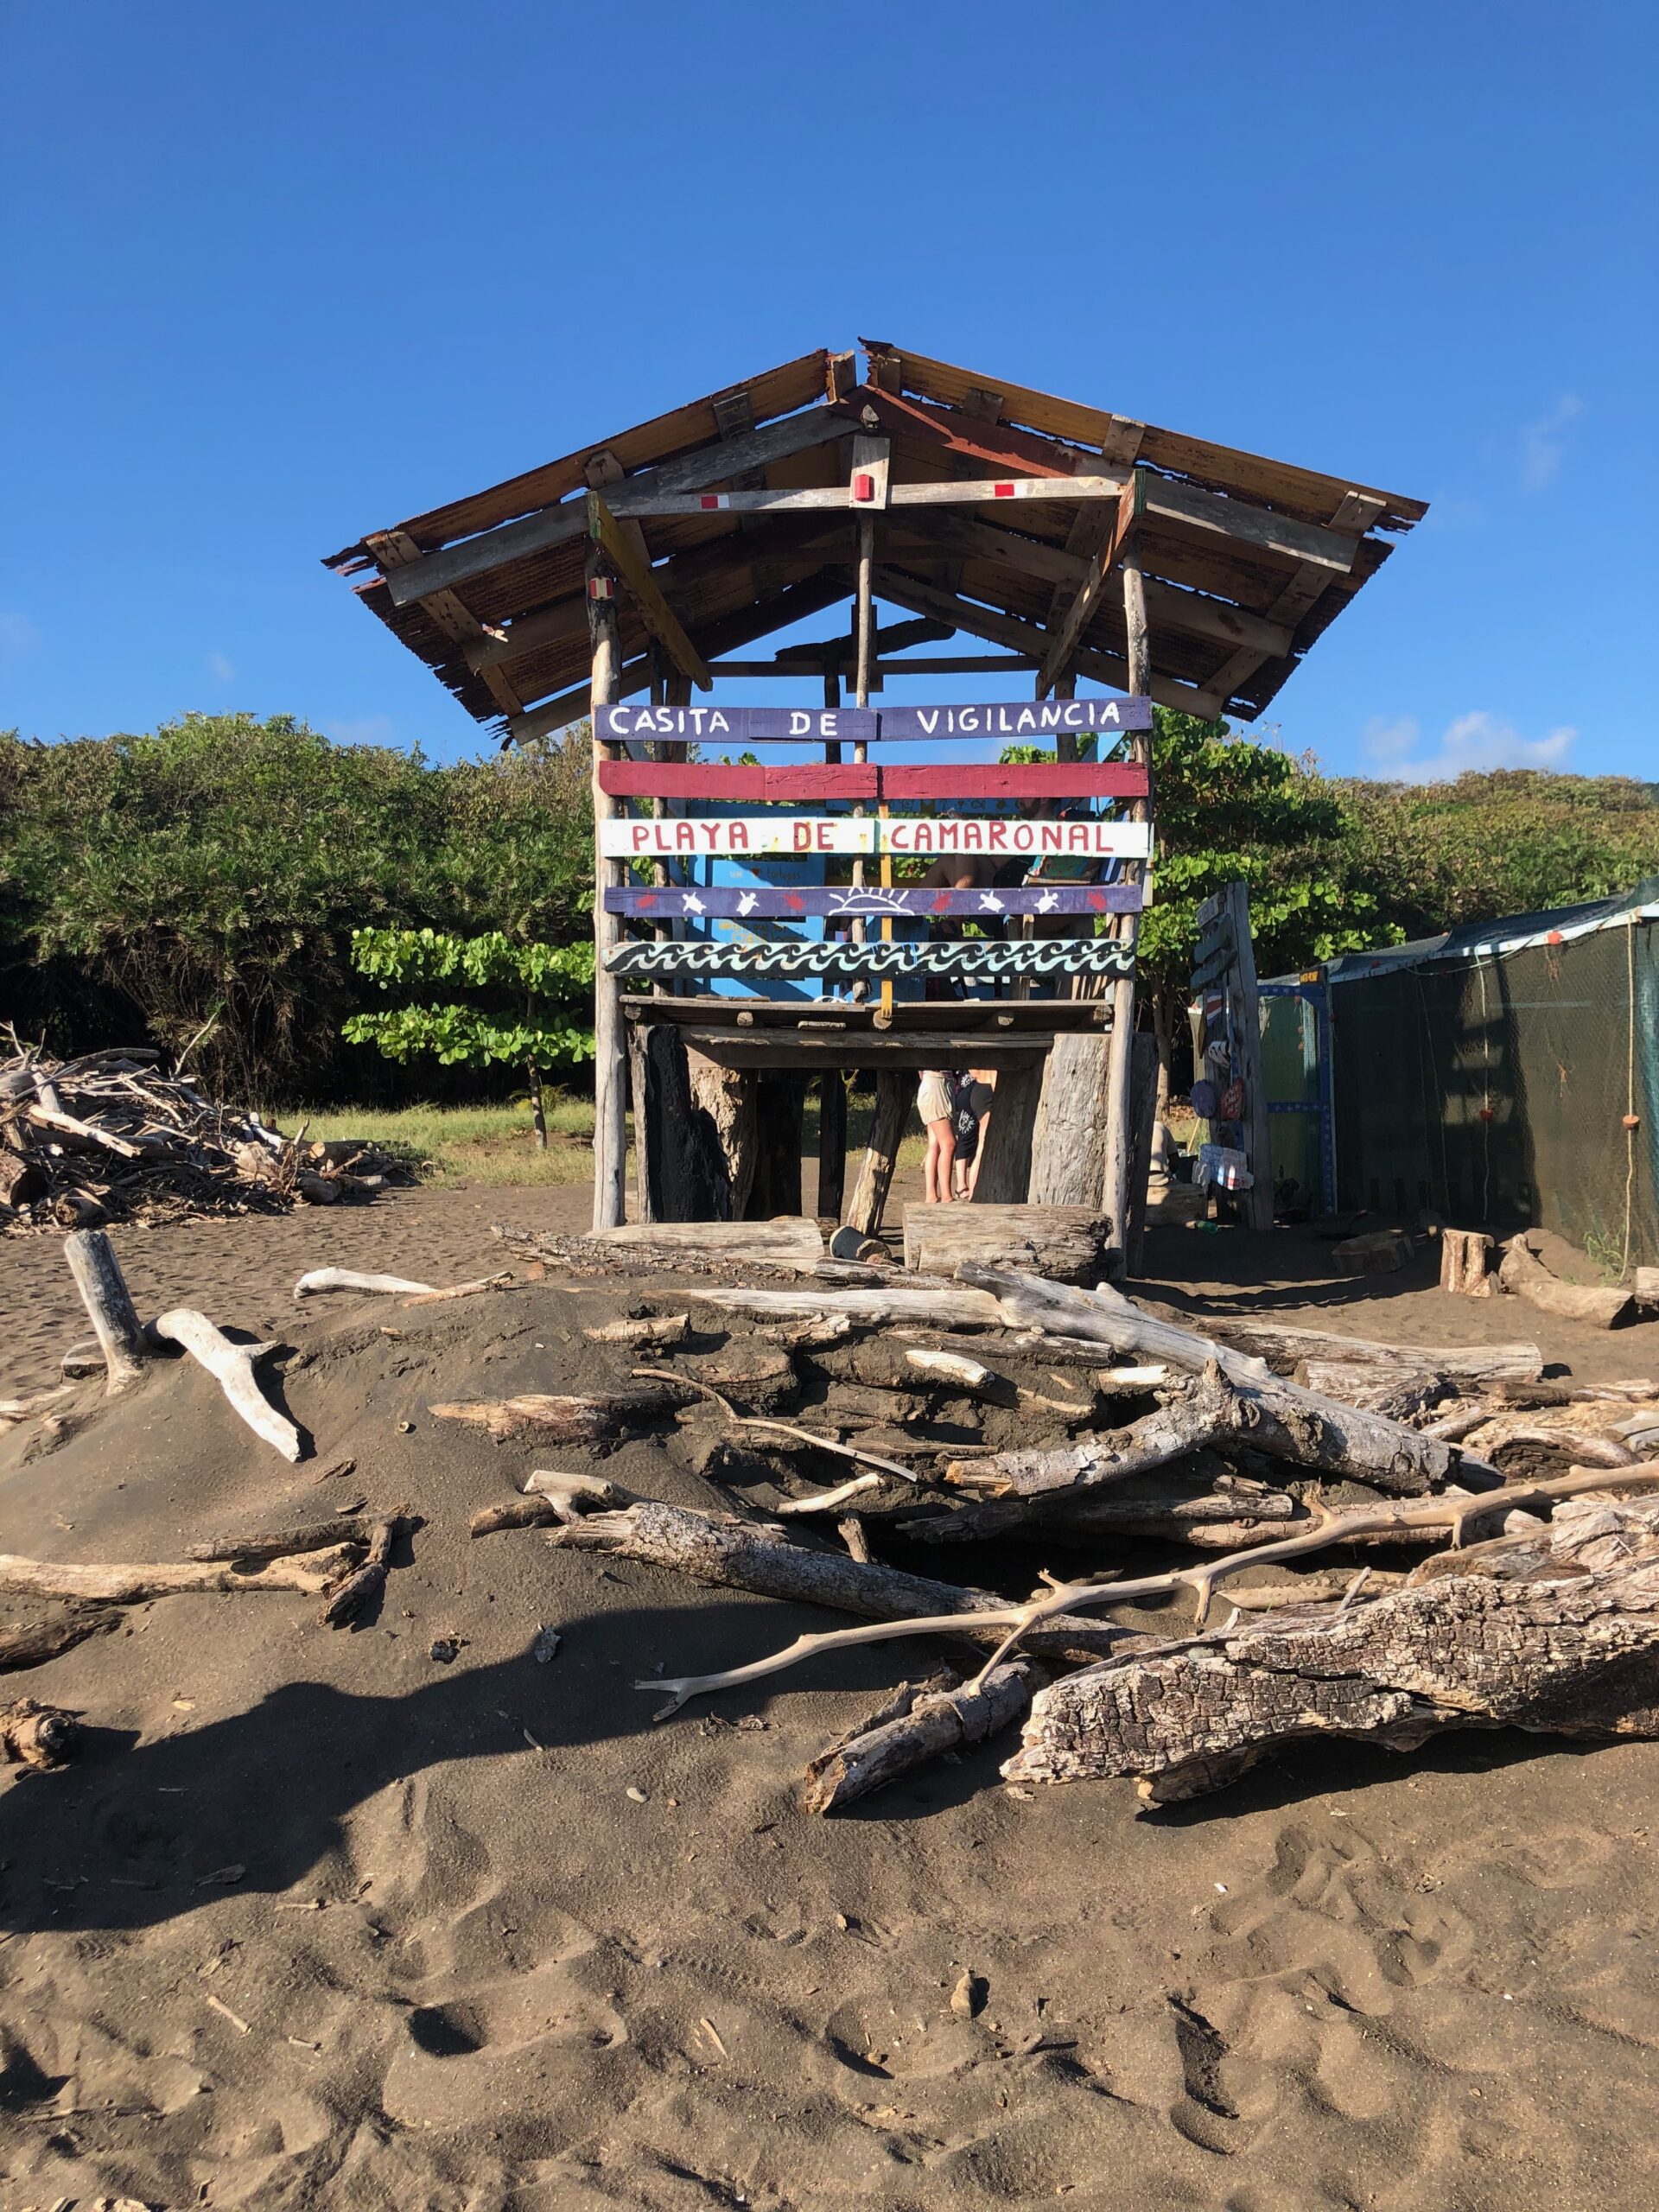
[917,1071,953,1127]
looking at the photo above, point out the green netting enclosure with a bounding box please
[1318,880,1659,1268]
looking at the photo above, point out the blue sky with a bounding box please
[3,2,1652,782]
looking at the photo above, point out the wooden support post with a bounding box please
[849,428,887,976]
[588,554,627,1230]
[846,1071,910,1237]
[64,1229,147,1395]
[628,1021,734,1222]
[747,1077,806,1220]
[817,1071,848,1223]
[1223,879,1274,1232]
[823,658,842,760]
[970,1059,1041,1205]
[1124,1029,1160,1276]
[1052,670,1078,765]
[1101,541,1153,1262]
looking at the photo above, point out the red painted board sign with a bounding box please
[598,761,878,804]
[596,760,1149,804]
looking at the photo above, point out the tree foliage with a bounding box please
[1333,770,1659,939]
[343,928,594,1072]
[0,714,594,1103]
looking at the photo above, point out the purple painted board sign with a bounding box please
[605,884,1144,919]
[594,696,1150,749]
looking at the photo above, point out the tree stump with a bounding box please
[628,1023,735,1222]
[747,1076,806,1221]
[686,1052,756,1221]
[1440,1227,1496,1297]
[1028,1033,1111,1211]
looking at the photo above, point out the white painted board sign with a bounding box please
[600,816,1153,860]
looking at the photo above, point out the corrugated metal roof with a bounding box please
[1274,876,1659,985]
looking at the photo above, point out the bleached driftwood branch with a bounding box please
[548,1499,1130,1707]
[0,1543,359,1605]
[150,1308,302,1460]
[64,1229,148,1395]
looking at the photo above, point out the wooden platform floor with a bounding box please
[624,994,1110,1070]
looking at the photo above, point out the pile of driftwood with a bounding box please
[461,1224,1659,1813]
[0,1037,398,1231]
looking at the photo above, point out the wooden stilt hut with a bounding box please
[324,340,1424,1248]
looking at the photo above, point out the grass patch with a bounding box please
[283,1088,930,1194]
[286,1097,598,1187]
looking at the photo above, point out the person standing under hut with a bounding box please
[916,1067,956,1204]
[950,1067,997,1201]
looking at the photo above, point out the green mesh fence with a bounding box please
[1332,918,1659,1268]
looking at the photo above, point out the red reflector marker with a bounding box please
[993,482,1015,497]
[852,472,874,502]
[699,493,721,510]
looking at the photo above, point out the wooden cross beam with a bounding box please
[587,492,712,691]
[384,403,857,607]
[601,474,1128,520]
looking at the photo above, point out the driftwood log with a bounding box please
[1499,1237,1631,1327]
[640,1469,1659,1712]
[429,1382,682,1444]
[1296,1360,1457,1422]
[1,1698,79,1770]
[0,1543,358,1605]
[804,1662,1041,1814]
[582,1313,691,1348]
[901,1204,1111,1285]
[899,1481,1300,1549]
[1156,1307,1543,1383]
[955,1358,1454,1499]
[547,1500,1131,1689]
[595,1217,824,1265]
[294,1268,436,1299]
[149,1308,301,1460]
[64,1229,148,1395]
[1007,1490,1659,1804]
[186,1515,367,1563]
[319,1506,408,1628]
[0,1612,119,1673]
[691,1283,1005,1330]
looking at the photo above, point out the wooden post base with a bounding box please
[846,1071,910,1237]
[1440,1227,1497,1297]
